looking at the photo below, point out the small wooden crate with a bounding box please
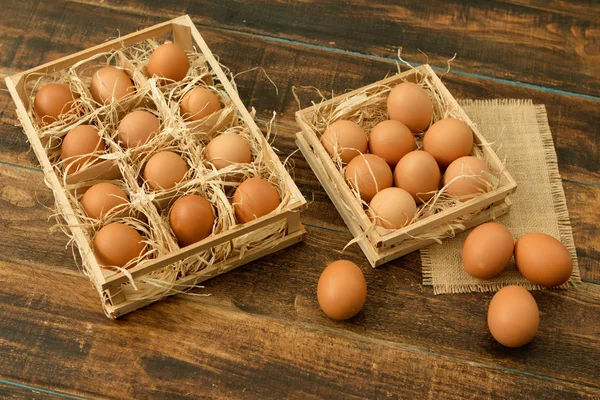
[295,65,516,267]
[5,15,306,318]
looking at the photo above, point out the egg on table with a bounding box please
[169,195,215,247]
[317,260,367,320]
[60,124,104,174]
[91,66,135,105]
[321,120,368,164]
[393,150,440,203]
[34,83,79,126]
[233,177,281,223]
[345,154,393,203]
[487,285,539,348]
[462,222,514,279]
[180,87,221,121]
[143,151,189,191]
[204,134,252,170]
[81,182,128,220]
[515,233,573,287]
[93,223,146,268]
[423,117,474,168]
[118,110,160,148]
[387,82,433,132]
[147,43,190,82]
[368,120,415,169]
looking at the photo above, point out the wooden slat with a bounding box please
[0,163,599,389]
[101,207,303,289]
[5,75,106,287]
[105,227,306,318]
[1,262,599,399]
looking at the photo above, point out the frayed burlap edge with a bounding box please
[421,99,581,294]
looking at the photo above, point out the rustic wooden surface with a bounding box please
[1,1,599,399]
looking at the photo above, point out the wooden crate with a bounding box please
[5,15,306,318]
[295,64,516,267]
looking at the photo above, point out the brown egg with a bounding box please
[147,43,190,82]
[93,223,145,268]
[60,125,104,174]
[33,83,79,126]
[321,120,368,164]
[118,110,160,148]
[423,118,474,167]
[205,134,252,170]
[369,187,417,229]
[443,156,491,201]
[233,177,281,223]
[368,120,415,168]
[90,66,135,105]
[488,285,539,348]
[143,151,189,191]
[180,87,221,121]
[462,222,514,279]
[169,195,215,247]
[345,154,393,203]
[515,233,573,287]
[387,82,433,132]
[317,260,367,320]
[81,182,128,220]
[393,150,440,203]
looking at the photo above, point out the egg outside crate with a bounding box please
[5,15,306,318]
[295,64,517,267]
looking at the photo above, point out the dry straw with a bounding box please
[296,65,505,247]
[26,37,296,312]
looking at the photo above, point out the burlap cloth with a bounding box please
[420,99,581,294]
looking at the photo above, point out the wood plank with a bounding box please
[1,163,599,389]
[1,263,599,399]
[0,381,82,399]
[562,179,600,282]
[0,164,78,275]
[0,5,598,185]
[500,0,600,20]
[63,0,600,97]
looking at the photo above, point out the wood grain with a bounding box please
[0,6,597,277]
[0,3,598,184]
[0,381,81,399]
[63,0,600,97]
[1,163,599,390]
[1,2,599,398]
[1,262,599,399]
[500,0,600,21]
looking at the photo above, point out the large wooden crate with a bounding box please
[5,15,306,318]
[295,65,516,267]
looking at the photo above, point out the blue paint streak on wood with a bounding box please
[0,378,88,399]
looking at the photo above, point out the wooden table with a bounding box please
[1,1,598,398]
